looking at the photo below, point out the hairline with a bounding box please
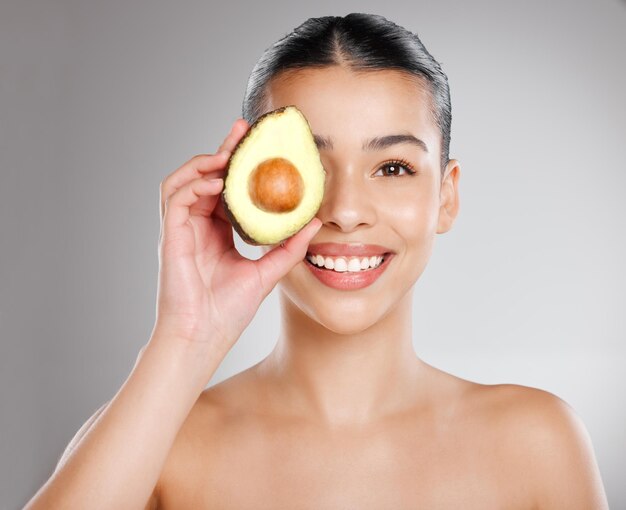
[256,65,445,177]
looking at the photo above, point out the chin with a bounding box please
[279,276,392,334]
[310,304,385,335]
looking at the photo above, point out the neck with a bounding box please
[254,287,426,427]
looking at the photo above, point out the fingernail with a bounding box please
[308,218,322,231]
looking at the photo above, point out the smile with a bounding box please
[303,252,393,290]
[305,253,386,272]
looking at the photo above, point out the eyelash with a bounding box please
[375,158,417,177]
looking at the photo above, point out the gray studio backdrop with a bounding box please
[1,0,625,508]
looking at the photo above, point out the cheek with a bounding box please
[380,186,440,242]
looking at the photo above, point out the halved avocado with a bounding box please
[221,105,326,245]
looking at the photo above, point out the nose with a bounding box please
[315,164,377,233]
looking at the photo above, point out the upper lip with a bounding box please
[306,242,394,257]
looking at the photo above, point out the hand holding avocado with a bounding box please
[153,118,322,364]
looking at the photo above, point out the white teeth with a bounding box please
[306,253,386,272]
[347,258,361,272]
[333,258,348,272]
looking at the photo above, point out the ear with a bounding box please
[436,159,461,234]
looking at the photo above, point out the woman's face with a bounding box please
[259,65,460,334]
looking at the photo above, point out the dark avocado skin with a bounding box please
[220,105,306,246]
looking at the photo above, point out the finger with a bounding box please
[160,152,229,221]
[216,118,249,154]
[163,176,224,230]
[254,218,322,296]
[159,119,248,222]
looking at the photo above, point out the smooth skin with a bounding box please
[24,65,609,509]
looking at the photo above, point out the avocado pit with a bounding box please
[248,157,304,213]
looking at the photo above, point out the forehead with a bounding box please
[264,66,437,148]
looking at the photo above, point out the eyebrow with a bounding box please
[312,133,429,153]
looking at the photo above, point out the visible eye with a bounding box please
[374,158,417,177]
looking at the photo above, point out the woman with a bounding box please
[26,13,608,509]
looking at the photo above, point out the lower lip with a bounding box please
[304,254,393,290]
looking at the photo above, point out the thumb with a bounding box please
[254,217,322,295]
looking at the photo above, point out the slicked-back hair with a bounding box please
[242,13,452,175]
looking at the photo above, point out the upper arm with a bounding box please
[502,387,609,509]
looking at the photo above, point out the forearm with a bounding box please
[24,334,223,510]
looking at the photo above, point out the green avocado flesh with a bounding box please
[222,105,326,245]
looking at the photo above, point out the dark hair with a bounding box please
[242,12,452,175]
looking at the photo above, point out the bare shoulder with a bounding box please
[157,367,260,500]
[471,383,609,509]
[166,367,258,451]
